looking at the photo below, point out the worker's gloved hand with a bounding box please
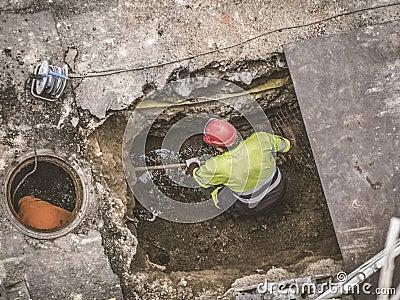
[185,158,200,176]
[185,158,200,168]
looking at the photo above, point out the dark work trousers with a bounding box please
[218,172,287,217]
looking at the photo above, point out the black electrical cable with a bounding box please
[65,2,399,79]
[12,148,38,202]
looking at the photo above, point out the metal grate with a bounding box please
[270,103,319,179]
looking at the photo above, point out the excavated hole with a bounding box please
[130,97,341,273]
[91,58,343,295]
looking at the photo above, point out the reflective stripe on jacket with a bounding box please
[193,132,290,208]
[233,167,281,208]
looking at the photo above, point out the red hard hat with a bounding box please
[203,118,237,147]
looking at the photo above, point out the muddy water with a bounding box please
[131,133,220,204]
[11,161,76,212]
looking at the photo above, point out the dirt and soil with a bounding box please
[134,167,341,274]
[130,105,342,275]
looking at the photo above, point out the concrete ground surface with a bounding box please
[286,20,400,272]
[286,20,400,299]
[0,0,399,299]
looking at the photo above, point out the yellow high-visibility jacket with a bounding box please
[192,132,290,207]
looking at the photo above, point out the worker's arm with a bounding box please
[272,134,290,153]
[192,157,224,188]
[188,157,227,209]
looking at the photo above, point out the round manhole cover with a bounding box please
[2,151,88,239]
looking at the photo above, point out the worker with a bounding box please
[186,118,291,216]
[17,196,72,230]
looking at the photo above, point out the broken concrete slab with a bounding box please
[0,10,123,299]
[50,0,400,118]
[0,149,123,299]
[0,222,123,299]
[0,11,63,90]
[285,17,399,281]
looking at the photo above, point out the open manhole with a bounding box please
[2,151,87,239]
